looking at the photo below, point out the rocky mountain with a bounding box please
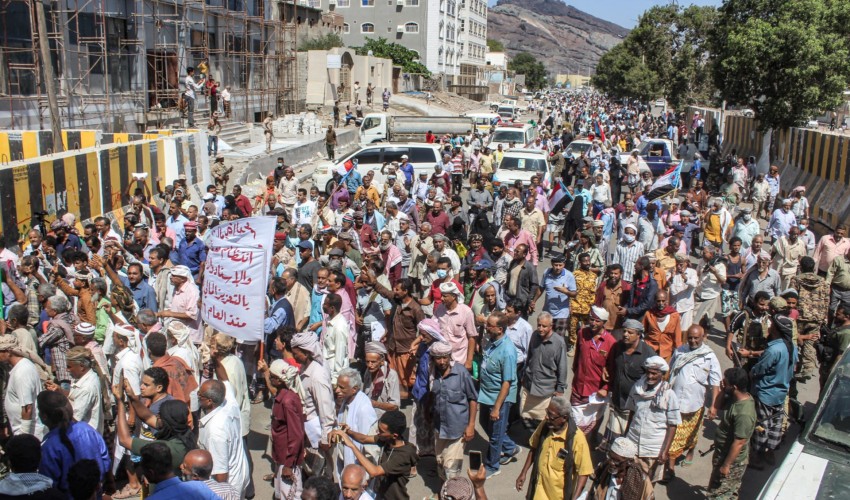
[487,0,629,76]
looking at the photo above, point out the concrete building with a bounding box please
[0,0,342,132]
[454,0,487,100]
[484,51,513,96]
[334,0,461,82]
[554,74,592,89]
[299,48,393,107]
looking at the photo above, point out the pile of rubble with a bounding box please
[422,92,486,113]
[272,113,324,136]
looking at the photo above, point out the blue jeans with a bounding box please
[480,402,516,472]
[208,135,218,156]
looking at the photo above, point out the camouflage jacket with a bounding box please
[790,272,830,324]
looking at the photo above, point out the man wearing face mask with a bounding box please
[420,257,462,310]
[703,198,731,250]
[767,198,797,242]
[613,224,645,285]
[729,207,760,249]
[798,217,816,255]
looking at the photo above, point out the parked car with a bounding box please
[628,138,694,180]
[311,143,442,194]
[492,148,550,188]
[757,347,850,499]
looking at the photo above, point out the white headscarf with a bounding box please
[113,324,140,353]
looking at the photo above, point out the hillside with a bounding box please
[488,0,629,76]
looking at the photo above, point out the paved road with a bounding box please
[239,179,823,500]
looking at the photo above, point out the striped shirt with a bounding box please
[614,240,645,283]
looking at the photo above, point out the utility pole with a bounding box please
[34,0,64,153]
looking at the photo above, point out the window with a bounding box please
[352,148,382,165]
[404,22,419,33]
[409,147,439,164]
[406,0,419,5]
[343,23,350,33]
[361,0,374,5]
[361,23,375,33]
[381,147,410,163]
[336,0,350,5]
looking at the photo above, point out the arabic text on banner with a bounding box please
[202,244,267,341]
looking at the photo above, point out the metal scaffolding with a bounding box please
[0,0,315,131]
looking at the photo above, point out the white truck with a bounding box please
[359,113,474,145]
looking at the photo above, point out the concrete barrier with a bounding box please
[0,131,208,245]
[238,127,360,185]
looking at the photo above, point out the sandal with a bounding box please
[263,473,275,482]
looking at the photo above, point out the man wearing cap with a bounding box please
[790,257,830,380]
[434,281,477,372]
[604,319,656,445]
[533,254,577,339]
[624,355,681,483]
[515,395,594,500]
[729,207,761,249]
[767,198,796,242]
[571,306,616,438]
[0,335,46,438]
[429,340,478,480]
[616,201,639,241]
[211,156,233,194]
[590,437,654,499]
[613,224,644,284]
[396,155,414,189]
[47,346,107,434]
[175,221,206,281]
[157,265,201,343]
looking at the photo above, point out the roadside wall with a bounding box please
[0,131,208,245]
[239,127,359,185]
[698,107,850,229]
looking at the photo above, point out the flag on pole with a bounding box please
[647,160,683,201]
[334,158,357,177]
[549,180,573,214]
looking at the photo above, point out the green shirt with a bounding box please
[714,396,757,464]
[131,437,189,474]
[835,326,850,354]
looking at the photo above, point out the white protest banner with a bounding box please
[201,217,275,342]
[202,243,267,341]
[208,216,276,251]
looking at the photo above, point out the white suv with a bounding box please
[311,143,442,193]
[493,148,551,188]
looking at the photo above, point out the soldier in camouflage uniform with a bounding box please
[710,367,757,500]
[789,256,830,380]
[727,291,772,371]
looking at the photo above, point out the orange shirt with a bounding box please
[642,311,682,361]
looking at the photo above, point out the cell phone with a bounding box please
[469,450,482,471]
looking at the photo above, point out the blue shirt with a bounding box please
[264,296,293,335]
[147,477,221,500]
[120,276,159,312]
[432,362,478,440]
[478,335,518,405]
[166,215,188,247]
[751,338,798,406]
[766,175,780,196]
[401,162,415,184]
[176,237,207,276]
[40,421,111,497]
[55,233,82,258]
[635,195,662,218]
[541,269,576,319]
[346,170,363,195]
[412,342,432,402]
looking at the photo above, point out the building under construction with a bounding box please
[0,0,343,133]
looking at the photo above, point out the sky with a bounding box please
[488,0,723,29]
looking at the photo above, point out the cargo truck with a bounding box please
[359,113,475,144]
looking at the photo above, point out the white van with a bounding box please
[311,143,442,194]
[466,112,502,133]
[488,123,538,151]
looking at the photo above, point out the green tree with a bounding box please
[353,38,430,75]
[487,39,505,52]
[592,4,718,107]
[712,0,850,132]
[508,52,547,91]
[298,33,344,52]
